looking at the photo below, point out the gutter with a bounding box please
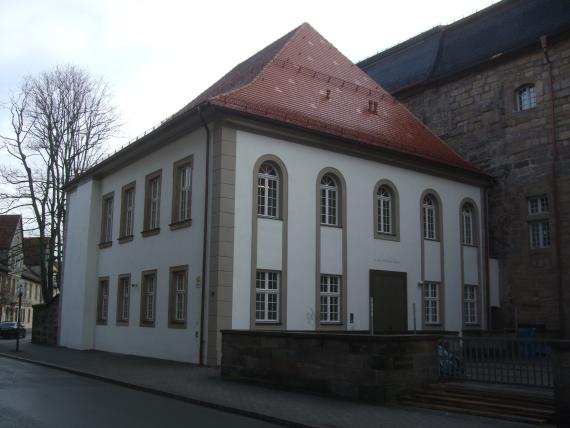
[198,105,211,365]
[541,35,565,338]
[483,187,491,330]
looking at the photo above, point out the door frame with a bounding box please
[369,269,408,334]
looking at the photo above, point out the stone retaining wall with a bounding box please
[221,330,438,403]
[32,295,59,345]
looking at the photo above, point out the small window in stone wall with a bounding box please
[528,195,549,215]
[529,221,550,249]
[515,84,536,111]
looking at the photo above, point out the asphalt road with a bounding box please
[0,356,279,428]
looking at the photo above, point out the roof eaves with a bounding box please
[64,102,210,191]
[213,104,491,184]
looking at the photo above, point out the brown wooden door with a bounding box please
[370,270,407,333]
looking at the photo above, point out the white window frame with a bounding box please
[255,270,280,323]
[124,187,135,236]
[119,276,130,322]
[529,221,550,249]
[102,196,113,242]
[320,175,338,226]
[424,282,440,325]
[174,271,186,322]
[320,275,341,324]
[423,196,437,240]
[377,186,392,234]
[143,273,156,323]
[462,205,473,245]
[464,285,477,325]
[100,281,108,322]
[516,84,536,111]
[179,164,192,222]
[257,163,279,218]
[149,176,161,229]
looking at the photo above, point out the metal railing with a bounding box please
[438,336,553,387]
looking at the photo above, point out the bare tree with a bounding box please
[0,65,119,303]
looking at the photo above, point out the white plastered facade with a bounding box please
[59,122,486,364]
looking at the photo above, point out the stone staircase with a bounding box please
[399,382,555,425]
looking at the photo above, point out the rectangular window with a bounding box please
[321,187,337,225]
[462,210,473,245]
[120,182,136,239]
[423,206,436,240]
[257,172,278,217]
[424,282,440,324]
[255,270,280,323]
[141,271,156,325]
[529,221,550,249]
[143,170,162,233]
[528,195,549,215]
[464,285,477,325]
[169,266,188,326]
[117,275,130,324]
[172,156,193,226]
[97,278,109,324]
[320,275,340,323]
[378,198,391,234]
[100,193,114,244]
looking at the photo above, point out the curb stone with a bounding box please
[0,351,316,428]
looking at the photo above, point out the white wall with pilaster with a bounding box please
[60,128,207,363]
[232,129,484,334]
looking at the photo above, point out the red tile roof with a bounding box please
[177,23,479,172]
[0,215,21,249]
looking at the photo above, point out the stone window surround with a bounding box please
[459,197,483,330]
[460,199,480,247]
[250,154,288,330]
[96,276,109,325]
[419,189,445,330]
[315,167,347,331]
[373,179,400,241]
[119,181,136,243]
[99,191,114,249]
[168,265,188,329]
[525,192,553,253]
[142,169,162,237]
[422,193,441,241]
[463,284,480,325]
[140,269,157,327]
[116,274,131,326]
[514,83,537,112]
[170,155,193,230]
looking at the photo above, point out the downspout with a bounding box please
[540,35,565,338]
[198,105,211,365]
[483,187,491,331]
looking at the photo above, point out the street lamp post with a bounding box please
[16,284,23,352]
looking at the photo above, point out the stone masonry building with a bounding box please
[359,0,570,335]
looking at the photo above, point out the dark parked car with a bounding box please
[0,322,26,339]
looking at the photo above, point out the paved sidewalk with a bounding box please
[0,339,538,428]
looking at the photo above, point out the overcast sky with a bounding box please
[0,0,497,153]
